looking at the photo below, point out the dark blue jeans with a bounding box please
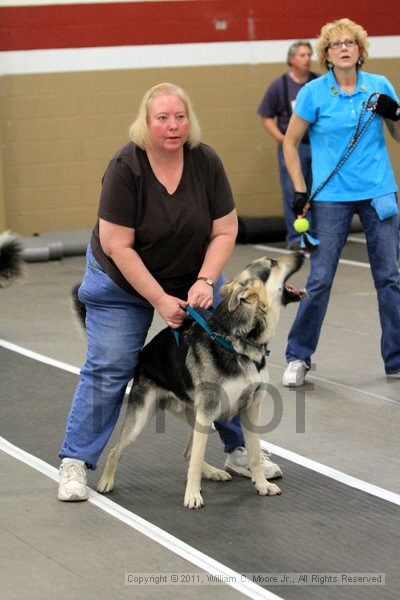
[278,142,312,245]
[286,200,400,374]
[59,246,244,468]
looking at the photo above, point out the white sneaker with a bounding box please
[225,446,282,480]
[282,359,308,387]
[58,458,89,501]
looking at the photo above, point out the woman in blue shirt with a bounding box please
[282,18,400,385]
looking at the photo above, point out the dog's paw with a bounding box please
[210,469,232,482]
[204,466,232,481]
[184,486,204,509]
[97,477,114,494]
[266,482,281,495]
[253,479,281,496]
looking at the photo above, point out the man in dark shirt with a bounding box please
[258,41,318,248]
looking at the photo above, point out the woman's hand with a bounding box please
[187,279,213,309]
[154,293,188,329]
[292,192,311,217]
[374,94,400,121]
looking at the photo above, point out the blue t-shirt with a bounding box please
[294,70,399,201]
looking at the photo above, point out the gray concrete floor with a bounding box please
[1,453,245,600]
[1,239,399,599]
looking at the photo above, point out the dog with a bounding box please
[90,252,307,508]
[0,231,23,287]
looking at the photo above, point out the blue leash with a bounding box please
[301,92,379,250]
[309,93,378,204]
[173,305,234,352]
[172,306,269,371]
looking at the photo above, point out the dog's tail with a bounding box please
[71,283,87,329]
[0,231,24,287]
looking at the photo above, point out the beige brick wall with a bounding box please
[0,59,399,235]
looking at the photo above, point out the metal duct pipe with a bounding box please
[22,240,88,263]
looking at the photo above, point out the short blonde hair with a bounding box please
[129,82,201,149]
[316,18,369,70]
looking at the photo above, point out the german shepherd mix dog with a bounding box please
[0,231,23,287]
[92,252,306,509]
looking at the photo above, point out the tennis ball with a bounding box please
[293,218,310,233]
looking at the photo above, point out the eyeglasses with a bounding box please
[327,39,358,50]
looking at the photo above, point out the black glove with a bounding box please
[292,192,309,216]
[374,94,400,121]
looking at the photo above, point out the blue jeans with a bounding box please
[286,200,400,374]
[278,142,312,245]
[59,246,244,469]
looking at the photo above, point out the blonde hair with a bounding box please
[316,18,369,70]
[129,82,201,149]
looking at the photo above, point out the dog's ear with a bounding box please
[227,285,260,312]
[219,280,233,297]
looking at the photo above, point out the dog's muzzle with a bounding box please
[284,283,307,302]
[282,252,307,304]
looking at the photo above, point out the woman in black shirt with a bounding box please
[58,82,282,501]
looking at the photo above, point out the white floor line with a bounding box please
[3,337,397,408]
[260,440,400,507]
[300,373,400,406]
[333,257,370,268]
[0,339,135,395]
[253,245,371,269]
[268,361,400,406]
[0,339,81,375]
[253,245,294,256]
[2,337,400,506]
[0,436,281,600]
[347,235,367,244]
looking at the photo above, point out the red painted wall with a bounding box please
[1,0,399,52]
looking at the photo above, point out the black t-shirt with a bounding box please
[90,142,235,299]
